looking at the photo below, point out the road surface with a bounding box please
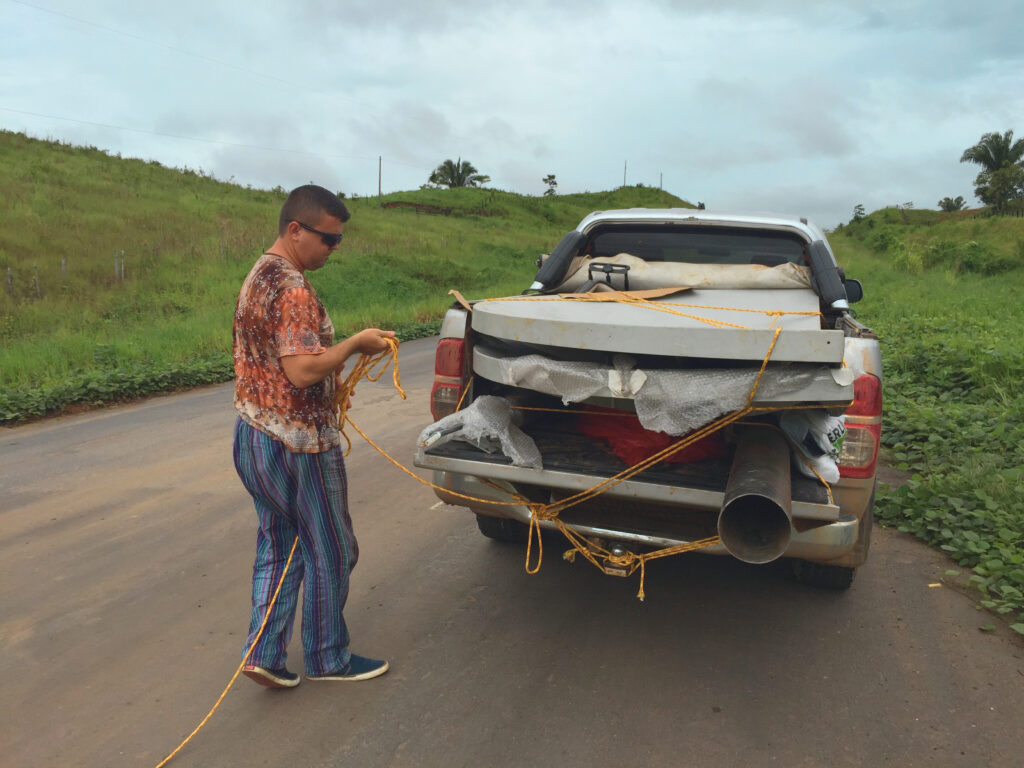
[1,337,1022,767]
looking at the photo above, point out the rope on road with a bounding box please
[154,537,299,768]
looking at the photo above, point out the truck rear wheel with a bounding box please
[475,513,528,543]
[790,486,874,590]
[791,560,856,590]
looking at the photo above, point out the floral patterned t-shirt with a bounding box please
[233,253,339,453]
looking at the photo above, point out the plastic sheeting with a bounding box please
[499,353,818,437]
[779,410,846,484]
[418,395,543,469]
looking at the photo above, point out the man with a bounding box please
[232,184,395,688]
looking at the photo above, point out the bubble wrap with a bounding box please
[418,395,543,468]
[636,365,816,436]
[497,353,816,436]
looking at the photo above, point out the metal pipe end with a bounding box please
[718,494,792,564]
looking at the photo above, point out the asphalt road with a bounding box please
[1,336,1022,768]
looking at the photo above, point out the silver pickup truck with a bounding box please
[415,208,881,590]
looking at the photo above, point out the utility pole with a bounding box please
[623,160,627,187]
[378,156,382,208]
[660,172,663,190]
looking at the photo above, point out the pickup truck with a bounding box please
[414,208,881,590]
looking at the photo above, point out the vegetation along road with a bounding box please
[1,337,1022,768]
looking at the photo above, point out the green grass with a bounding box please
[833,209,1024,633]
[0,131,688,420]
[4,131,1022,630]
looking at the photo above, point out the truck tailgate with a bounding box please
[471,289,843,363]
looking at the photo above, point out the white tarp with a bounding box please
[557,253,812,292]
[500,353,817,436]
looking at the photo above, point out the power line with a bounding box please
[0,106,436,174]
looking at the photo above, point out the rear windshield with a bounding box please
[584,225,807,266]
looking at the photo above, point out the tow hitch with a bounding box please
[601,544,633,577]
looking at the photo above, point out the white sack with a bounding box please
[418,395,543,469]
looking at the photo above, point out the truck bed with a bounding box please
[423,423,831,506]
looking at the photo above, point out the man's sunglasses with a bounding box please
[292,220,344,247]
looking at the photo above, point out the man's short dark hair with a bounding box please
[279,184,350,234]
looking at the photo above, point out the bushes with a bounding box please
[835,236,1024,634]
[847,213,1021,275]
[922,239,1017,274]
[0,319,443,423]
[0,356,234,422]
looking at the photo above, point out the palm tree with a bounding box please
[960,131,1024,212]
[428,158,490,188]
[937,195,966,212]
[959,130,1024,172]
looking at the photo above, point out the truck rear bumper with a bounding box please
[426,467,860,562]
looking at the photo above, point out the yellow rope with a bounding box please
[154,537,300,768]
[735,420,836,505]
[156,339,406,767]
[345,327,803,600]
[455,375,474,411]
[336,319,840,600]
[512,405,634,416]
[335,337,406,455]
[480,292,822,331]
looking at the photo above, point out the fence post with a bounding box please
[61,256,67,275]
[6,266,12,296]
[33,264,41,298]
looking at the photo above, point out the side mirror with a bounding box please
[844,278,864,303]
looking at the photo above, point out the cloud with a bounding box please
[2,0,1022,227]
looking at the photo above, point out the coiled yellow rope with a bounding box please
[335,336,406,454]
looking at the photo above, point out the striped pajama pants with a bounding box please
[232,417,358,675]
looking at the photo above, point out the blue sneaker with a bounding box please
[242,664,301,688]
[309,654,390,682]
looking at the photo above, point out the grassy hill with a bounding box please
[0,130,689,420]
[831,208,1023,632]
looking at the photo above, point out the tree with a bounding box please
[973,165,1024,210]
[542,174,557,196]
[937,195,966,212]
[852,203,866,221]
[960,130,1024,211]
[428,157,490,188]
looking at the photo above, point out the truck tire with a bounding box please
[475,513,528,543]
[791,560,856,590]
[790,487,874,591]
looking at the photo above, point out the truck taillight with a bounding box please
[837,373,882,479]
[430,338,466,421]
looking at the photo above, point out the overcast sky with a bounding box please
[3,0,1022,228]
